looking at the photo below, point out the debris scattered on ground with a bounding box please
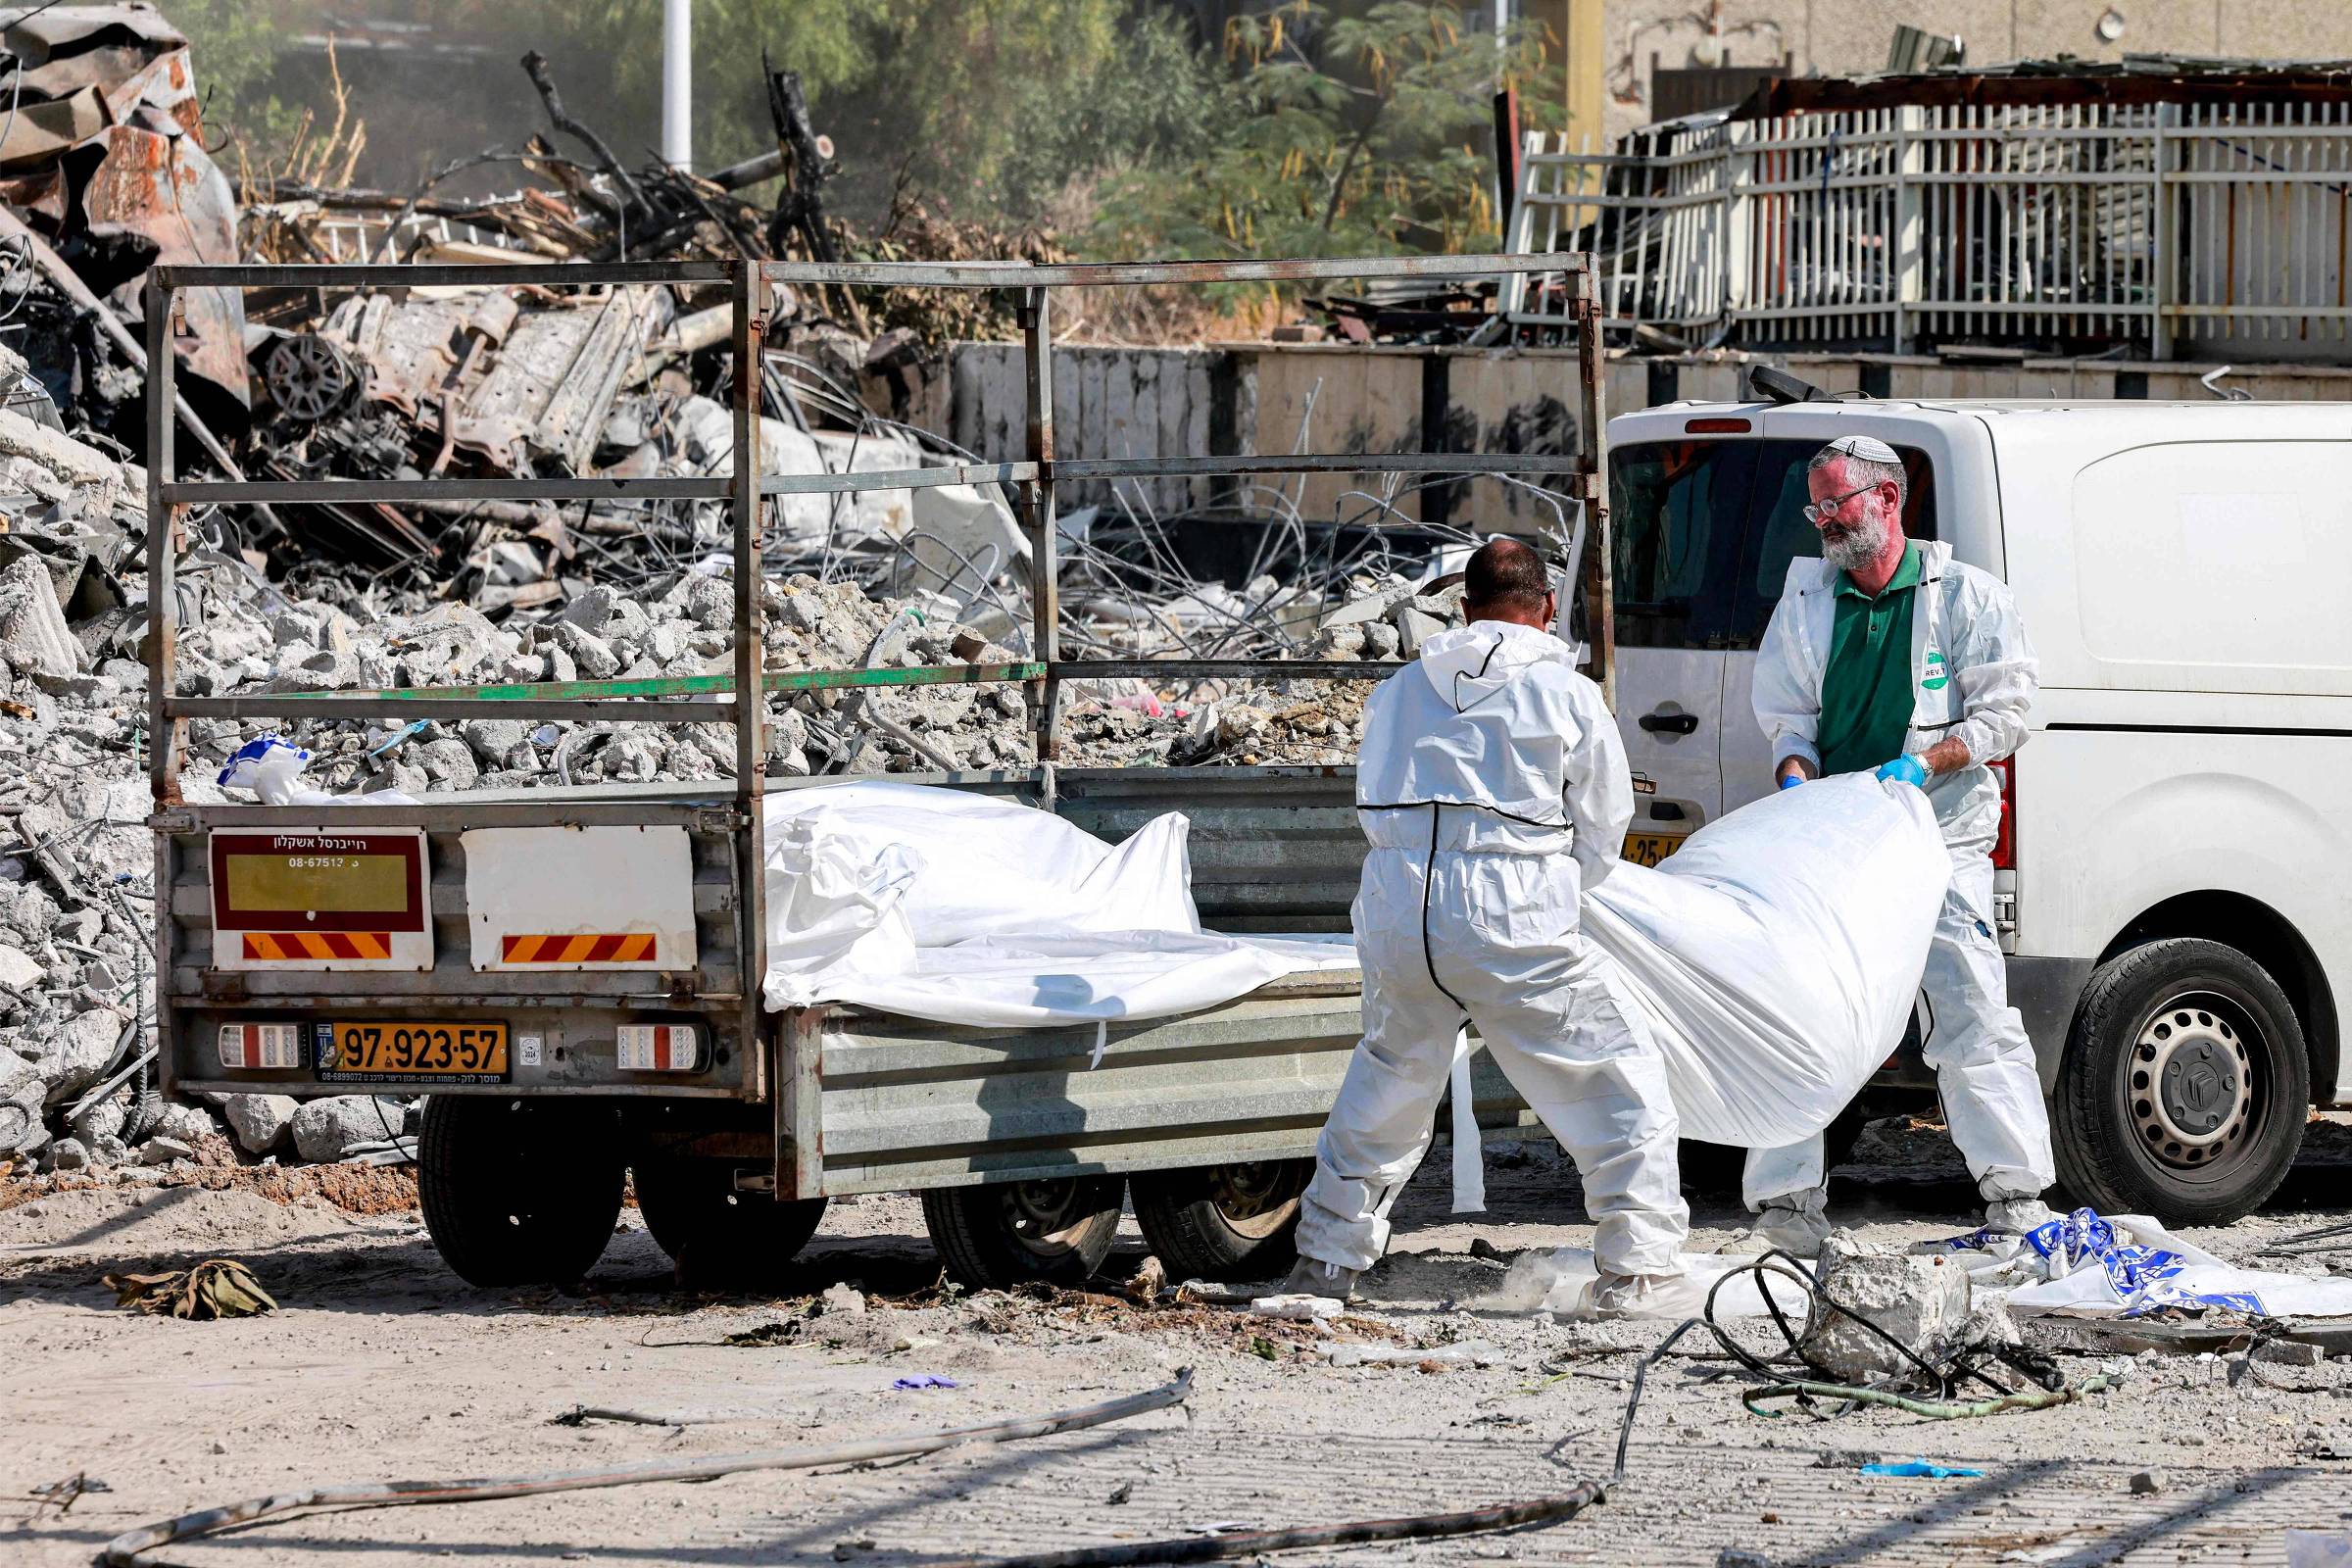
[100,1256,277,1319]
[25,1472,111,1517]
[97,1369,1196,1567]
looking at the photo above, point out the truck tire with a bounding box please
[634,1156,827,1265]
[921,1176,1125,1290]
[1130,1159,1310,1282]
[418,1096,625,1289]
[2054,938,2308,1227]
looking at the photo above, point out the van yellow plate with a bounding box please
[320,1022,508,1084]
[1622,832,1687,868]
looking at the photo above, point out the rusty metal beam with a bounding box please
[759,254,1592,288]
[157,261,731,288]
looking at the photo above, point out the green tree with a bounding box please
[406,0,1217,225]
[174,0,302,154]
[1090,1,1561,265]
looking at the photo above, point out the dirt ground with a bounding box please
[6,1120,2352,1568]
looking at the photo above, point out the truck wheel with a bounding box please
[2054,938,2308,1227]
[634,1157,827,1264]
[418,1097,625,1289]
[921,1176,1124,1290]
[1130,1160,1310,1282]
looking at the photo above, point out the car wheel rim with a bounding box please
[2129,990,2260,1172]
[1001,1180,1103,1256]
[1209,1161,1308,1240]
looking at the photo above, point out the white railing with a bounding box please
[1506,101,2352,361]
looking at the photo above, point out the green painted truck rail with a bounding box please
[267,662,1047,705]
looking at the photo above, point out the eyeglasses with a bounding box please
[1801,480,1881,524]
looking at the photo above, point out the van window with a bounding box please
[1608,438,1936,650]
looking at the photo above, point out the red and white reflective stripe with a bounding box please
[616,1024,698,1072]
[219,1023,302,1070]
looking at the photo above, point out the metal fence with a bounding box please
[1505,100,2352,360]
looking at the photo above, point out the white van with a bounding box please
[1607,392,2349,1225]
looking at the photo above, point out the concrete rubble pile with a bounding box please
[0,3,1502,1186]
[0,368,1480,1177]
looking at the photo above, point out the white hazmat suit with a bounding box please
[1294,620,1690,1279]
[1747,538,2055,1212]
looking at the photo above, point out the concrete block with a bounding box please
[1799,1231,1973,1383]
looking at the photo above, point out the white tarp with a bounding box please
[759,774,1946,1127]
[1584,775,1949,1150]
[1488,1243,1815,1318]
[759,782,1351,1026]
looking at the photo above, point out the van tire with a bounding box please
[634,1157,826,1265]
[418,1097,625,1288]
[2054,938,2308,1227]
[921,1177,1124,1290]
[1130,1160,1310,1282]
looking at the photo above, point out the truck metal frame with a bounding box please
[144,254,1609,1286]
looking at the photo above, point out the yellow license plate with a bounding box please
[1623,832,1687,868]
[322,1022,509,1084]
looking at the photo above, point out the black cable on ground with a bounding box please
[1611,1250,2107,1483]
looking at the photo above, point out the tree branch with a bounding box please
[520,51,650,220]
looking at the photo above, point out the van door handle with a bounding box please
[1639,710,1700,735]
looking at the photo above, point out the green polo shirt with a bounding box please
[1816,542,1922,777]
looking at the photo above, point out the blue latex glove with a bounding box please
[1777,772,1804,791]
[1876,754,1930,789]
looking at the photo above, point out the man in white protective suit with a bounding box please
[1740,433,2057,1255]
[1276,537,1700,1317]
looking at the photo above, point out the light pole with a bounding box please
[662,0,692,169]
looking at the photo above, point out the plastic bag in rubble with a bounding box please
[217,736,416,807]
[1582,774,1948,1151]
[1932,1206,2352,1319]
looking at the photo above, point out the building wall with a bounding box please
[1595,0,2352,142]
[913,342,2352,537]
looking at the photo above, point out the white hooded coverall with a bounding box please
[1747,538,2056,1211]
[1294,620,1691,1279]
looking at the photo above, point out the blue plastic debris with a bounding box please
[368,719,429,758]
[1859,1459,1985,1479]
[892,1374,959,1390]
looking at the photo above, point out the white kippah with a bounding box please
[1821,434,1899,464]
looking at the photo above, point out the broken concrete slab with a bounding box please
[290,1096,411,1163]
[221,1094,299,1154]
[0,554,78,679]
[1800,1232,1973,1383]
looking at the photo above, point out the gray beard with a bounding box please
[1821,526,1885,573]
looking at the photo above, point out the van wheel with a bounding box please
[921,1176,1124,1290]
[1131,1160,1310,1282]
[2055,939,2308,1227]
[419,1097,625,1288]
[633,1157,827,1265]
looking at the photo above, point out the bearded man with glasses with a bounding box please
[1735,434,2056,1256]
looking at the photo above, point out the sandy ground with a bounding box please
[6,1120,2352,1568]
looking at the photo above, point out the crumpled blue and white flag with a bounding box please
[1934,1206,2352,1320]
